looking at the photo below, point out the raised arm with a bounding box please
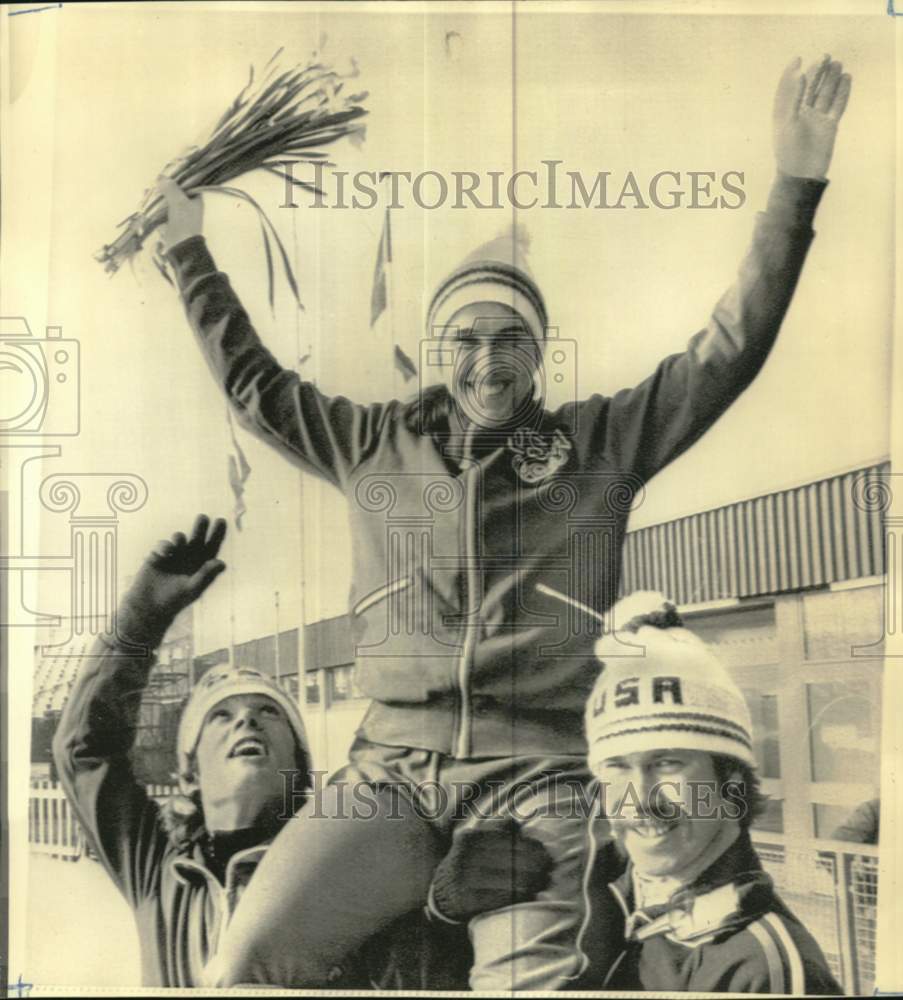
[595,56,851,482]
[53,515,227,906]
[158,180,392,491]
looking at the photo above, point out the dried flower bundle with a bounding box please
[96,46,368,307]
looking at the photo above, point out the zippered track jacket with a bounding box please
[166,173,826,759]
[573,830,844,994]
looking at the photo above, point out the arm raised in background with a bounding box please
[158,180,392,492]
[53,515,227,906]
[592,56,851,483]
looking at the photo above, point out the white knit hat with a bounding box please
[177,665,309,779]
[585,592,755,772]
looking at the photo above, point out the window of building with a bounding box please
[684,603,776,668]
[687,591,887,843]
[812,802,879,842]
[807,678,881,787]
[741,690,781,779]
[802,586,885,661]
[753,798,784,835]
[327,664,364,703]
[135,702,162,748]
[305,672,321,705]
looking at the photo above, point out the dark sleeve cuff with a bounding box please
[765,171,828,230]
[163,234,220,290]
[113,599,175,652]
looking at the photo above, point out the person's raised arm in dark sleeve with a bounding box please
[53,515,227,907]
[589,56,851,482]
[157,180,391,492]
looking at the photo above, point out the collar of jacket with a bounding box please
[440,401,562,463]
[171,841,270,909]
[170,842,271,966]
[610,830,775,946]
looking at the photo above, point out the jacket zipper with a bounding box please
[602,882,632,987]
[454,428,479,759]
[570,804,604,981]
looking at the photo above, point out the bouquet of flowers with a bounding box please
[95,45,368,307]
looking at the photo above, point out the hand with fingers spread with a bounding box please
[157,177,204,251]
[773,54,852,181]
[118,515,227,647]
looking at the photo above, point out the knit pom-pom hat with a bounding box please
[426,223,548,344]
[585,592,756,772]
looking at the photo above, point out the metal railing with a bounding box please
[753,836,879,996]
[26,782,878,994]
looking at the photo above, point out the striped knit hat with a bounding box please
[585,592,755,772]
[426,224,548,344]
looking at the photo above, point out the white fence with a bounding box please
[28,779,175,861]
[28,780,83,860]
[27,780,880,994]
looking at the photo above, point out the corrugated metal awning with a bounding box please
[620,462,888,604]
[304,613,354,672]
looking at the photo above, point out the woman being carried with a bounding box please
[156,55,850,989]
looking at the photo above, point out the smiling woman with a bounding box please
[424,226,548,429]
[436,302,542,427]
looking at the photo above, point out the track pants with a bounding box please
[206,738,602,990]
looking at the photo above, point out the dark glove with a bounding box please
[429,819,553,924]
[117,514,227,647]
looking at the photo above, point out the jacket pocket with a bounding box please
[352,576,414,617]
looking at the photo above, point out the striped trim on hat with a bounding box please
[590,713,754,750]
[427,244,548,344]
